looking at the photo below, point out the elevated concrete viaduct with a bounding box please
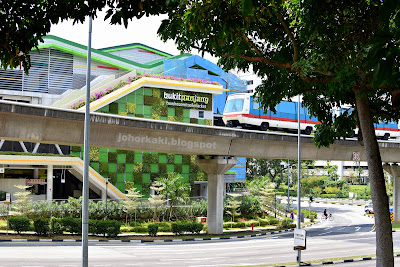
[1,102,400,232]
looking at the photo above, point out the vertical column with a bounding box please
[46,165,53,202]
[195,156,237,234]
[384,164,400,222]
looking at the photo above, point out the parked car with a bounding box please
[365,205,374,214]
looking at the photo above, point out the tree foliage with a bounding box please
[123,182,142,224]
[12,185,33,217]
[149,181,167,221]
[225,193,242,222]
[157,173,191,220]
[158,1,399,265]
[0,0,179,73]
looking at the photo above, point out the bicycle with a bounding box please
[321,213,334,221]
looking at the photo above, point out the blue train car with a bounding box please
[223,93,400,139]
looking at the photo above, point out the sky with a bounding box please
[49,12,218,63]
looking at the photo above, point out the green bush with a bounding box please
[89,220,122,237]
[62,217,82,234]
[33,218,50,236]
[131,226,147,233]
[279,218,293,228]
[9,217,31,234]
[156,222,171,232]
[171,222,184,235]
[268,217,280,225]
[184,222,203,234]
[148,223,159,237]
[223,221,246,229]
[50,217,64,234]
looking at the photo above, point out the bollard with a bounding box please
[251,223,254,231]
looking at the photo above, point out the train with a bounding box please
[222,92,400,140]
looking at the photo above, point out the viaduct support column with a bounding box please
[46,165,53,202]
[195,156,237,234]
[384,164,400,222]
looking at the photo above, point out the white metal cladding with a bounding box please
[108,47,166,64]
[48,49,73,94]
[22,49,49,93]
[73,56,124,76]
[0,69,23,91]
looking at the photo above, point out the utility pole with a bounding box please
[297,95,302,267]
[82,16,92,267]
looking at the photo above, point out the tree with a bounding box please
[0,0,179,73]
[158,173,191,221]
[123,182,142,225]
[246,158,284,183]
[12,185,33,217]
[158,1,399,265]
[259,183,276,217]
[225,193,242,222]
[148,181,167,221]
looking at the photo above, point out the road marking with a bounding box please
[355,226,361,231]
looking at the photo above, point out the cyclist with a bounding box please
[323,209,328,219]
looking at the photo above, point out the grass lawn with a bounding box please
[349,184,369,194]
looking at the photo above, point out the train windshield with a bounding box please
[224,97,244,113]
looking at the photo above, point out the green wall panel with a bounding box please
[90,162,99,171]
[125,172,133,182]
[150,164,158,173]
[174,155,182,164]
[117,153,126,163]
[125,163,134,173]
[108,163,117,173]
[159,154,167,164]
[182,174,189,182]
[182,164,189,174]
[167,164,174,173]
[117,173,125,182]
[142,173,150,183]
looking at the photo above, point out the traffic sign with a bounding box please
[352,152,361,161]
[294,229,306,250]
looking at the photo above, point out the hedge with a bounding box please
[148,223,159,237]
[9,217,31,234]
[171,222,203,235]
[33,218,50,236]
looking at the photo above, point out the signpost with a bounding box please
[5,193,11,235]
[294,228,306,251]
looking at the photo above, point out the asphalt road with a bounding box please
[0,202,398,267]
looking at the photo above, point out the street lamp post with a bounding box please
[287,161,291,214]
[105,178,109,220]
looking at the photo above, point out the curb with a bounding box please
[274,254,400,266]
[0,222,320,243]
[0,226,321,243]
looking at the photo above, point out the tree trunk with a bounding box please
[356,93,394,266]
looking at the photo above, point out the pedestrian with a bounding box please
[290,211,294,220]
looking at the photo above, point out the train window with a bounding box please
[253,100,260,110]
[199,110,204,118]
[224,98,244,113]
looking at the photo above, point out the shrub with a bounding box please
[157,222,171,232]
[62,217,82,234]
[131,226,147,233]
[50,217,64,235]
[188,222,203,234]
[268,217,280,225]
[89,220,122,237]
[279,218,293,228]
[171,222,184,235]
[33,218,50,236]
[148,223,159,237]
[9,217,31,234]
